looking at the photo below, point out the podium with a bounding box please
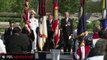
[51,49,60,60]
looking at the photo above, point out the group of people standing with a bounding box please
[1,10,74,54]
[0,9,107,60]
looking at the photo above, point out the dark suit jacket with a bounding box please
[46,20,54,49]
[47,20,54,38]
[4,27,14,40]
[5,33,31,53]
[22,26,35,41]
[61,18,73,37]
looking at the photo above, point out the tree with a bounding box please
[29,0,38,12]
[46,0,53,12]
[86,0,102,13]
[59,0,80,14]
[0,0,102,13]
[11,0,24,13]
[0,0,15,12]
[59,0,102,14]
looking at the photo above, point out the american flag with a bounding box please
[52,0,60,48]
[24,0,31,33]
[74,0,87,60]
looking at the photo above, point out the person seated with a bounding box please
[5,27,31,53]
[87,38,107,60]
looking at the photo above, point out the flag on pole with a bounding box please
[77,0,86,37]
[75,0,86,60]
[52,0,60,48]
[38,0,47,51]
[101,0,107,29]
[24,0,31,33]
[38,0,46,16]
[102,0,106,9]
[24,0,29,21]
[102,0,106,19]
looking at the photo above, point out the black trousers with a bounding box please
[63,36,71,53]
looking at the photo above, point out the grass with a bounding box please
[0,28,5,32]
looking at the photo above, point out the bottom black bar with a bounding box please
[0,53,35,60]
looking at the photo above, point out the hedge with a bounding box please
[0,17,23,22]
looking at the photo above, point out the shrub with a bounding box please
[0,17,22,22]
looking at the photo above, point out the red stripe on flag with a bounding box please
[52,19,60,48]
[38,0,46,16]
[80,0,85,6]
[24,0,30,32]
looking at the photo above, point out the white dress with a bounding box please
[0,39,6,53]
[29,17,38,51]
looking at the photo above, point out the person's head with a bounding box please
[30,10,36,18]
[103,39,107,60]
[9,20,14,27]
[94,38,107,55]
[13,26,22,34]
[93,26,100,32]
[48,14,53,20]
[64,11,70,18]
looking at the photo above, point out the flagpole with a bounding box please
[79,0,86,59]
[38,0,47,60]
[77,0,86,44]
[51,0,60,60]
[24,0,32,34]
[52,0,60,48]
[106,0,107,19]
[102,0,107,19]
[101,0,107,30]
[75,0,86,60]
[38,0,47,51]
[24,0,29,26]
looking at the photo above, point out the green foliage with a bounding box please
[86,0,102,13]
[46,0,53,12]
[59,0,80,14]
[29,0,38,12]
[0,0,13,12]
[73,19,100,31]
[73,20,78,29]
[86,21,93,31]
[11,0,25,13]
[0,0,25,13]
[0,17,21,22]
[59,0,102,14]
[87,20,100,31]
[0,28,5,32]
[0,0,102,14]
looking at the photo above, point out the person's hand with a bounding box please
[66,23,70,26]
[67,23,71,26]
[69,35,71,40]
[65,24,68,26]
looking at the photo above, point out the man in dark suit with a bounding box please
[46,14,54,50]
[61,12,73,53]
[5,27,32,53]
[4,20,14,41]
